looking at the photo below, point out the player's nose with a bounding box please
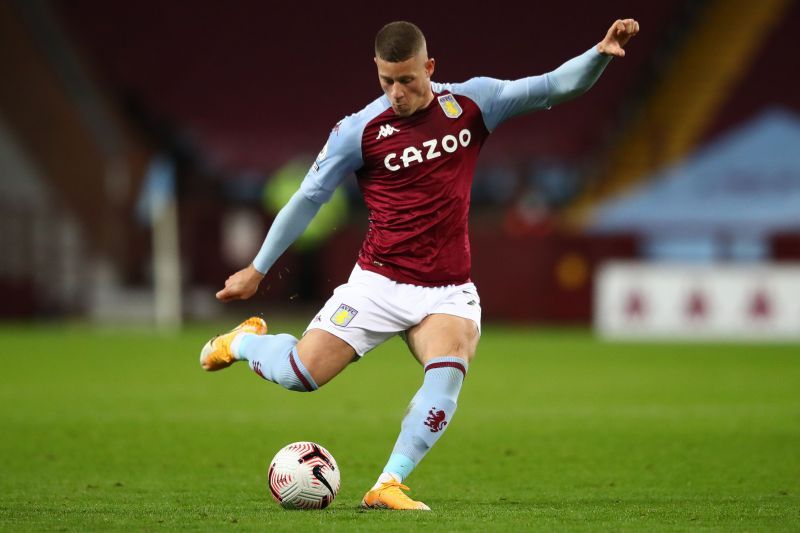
[390,85,405,101]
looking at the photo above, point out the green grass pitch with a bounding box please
[1,321,798,531]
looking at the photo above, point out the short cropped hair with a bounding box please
[375,21,427,62]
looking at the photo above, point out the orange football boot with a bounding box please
[199,317,267,371]
[361,481,431,511]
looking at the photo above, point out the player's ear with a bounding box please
[426,57,435,78]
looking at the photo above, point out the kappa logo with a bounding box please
[376,124,400,140]
[463,289,478,306]
[330,304,358,327]
[311,141,329,173]
[438,94,462,118]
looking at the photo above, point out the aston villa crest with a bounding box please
[331,304,358,327]
[437,94,462,118]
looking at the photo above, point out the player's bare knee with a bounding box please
[305,364,330,390]
[440,341,475,364]
[458,324,480,363]
[463,347,477,364]
[456,346,477,364]
[295,351,326,390]
[296,329,355,380]
[296,341,354,390]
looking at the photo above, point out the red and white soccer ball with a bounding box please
[268,441,340,509]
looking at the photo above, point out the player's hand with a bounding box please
[597,18,639,57]
[216,264,265,302]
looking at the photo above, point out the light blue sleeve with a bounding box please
[252,191,322,274]
[446,47,612,131]
[251,99,386,274]
[251,116,361,274]
[298,112,367,203]
[547,46,613,106]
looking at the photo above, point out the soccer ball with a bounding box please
[268,441,340,509]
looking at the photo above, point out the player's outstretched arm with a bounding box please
[216,107,361,302]
[461,18,639,131]
[216,191,323,302]
[546,18,639,106]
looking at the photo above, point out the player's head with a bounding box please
[374,21,435,117]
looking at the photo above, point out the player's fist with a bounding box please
[597,18,639,57]
[216,264,265,302]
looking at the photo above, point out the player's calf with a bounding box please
[375,356,467,488]
[239,334,318,392]
[200,317,320,392]
[236,328,355,392]
[292,329,358,387]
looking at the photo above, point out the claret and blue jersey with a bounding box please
[298,47,610,287]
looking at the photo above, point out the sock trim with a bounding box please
[425,360,466,378]
[289,351,314,391]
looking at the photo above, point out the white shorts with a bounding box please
[304,264,482,356]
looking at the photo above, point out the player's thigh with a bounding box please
[405,313,480,365]
[295,329,356,387]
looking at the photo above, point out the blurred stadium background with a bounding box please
[2,1,800,529]
[1,0,799,337]
[2,0,800,338]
